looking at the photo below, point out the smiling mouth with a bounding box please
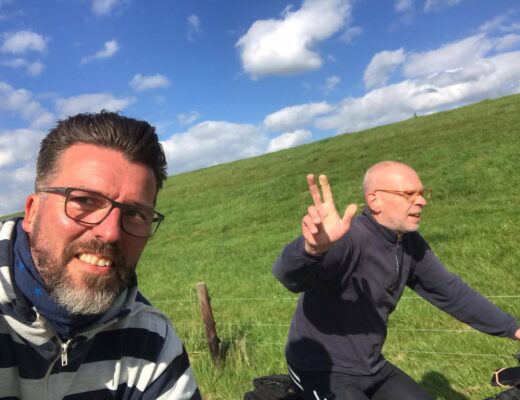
[409,212,421,218]
[77,253,113,267]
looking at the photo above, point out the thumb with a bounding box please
[341,203,358,227]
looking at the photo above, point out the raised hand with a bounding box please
[302,174,358,255]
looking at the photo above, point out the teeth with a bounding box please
[78,253,112,267]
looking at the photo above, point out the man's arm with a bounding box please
[142,344,201,400]
[126,312,201,400]
[272,174,357,292]
[409,242,520,339]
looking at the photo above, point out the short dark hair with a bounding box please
[36,111,167,193]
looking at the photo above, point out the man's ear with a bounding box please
[22,194,40,234]
[365,192,381,214]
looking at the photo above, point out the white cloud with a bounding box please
[2,58,44,76]
[315,49,520,134]
[264,102,333,132]
[1,30,47,54]
[187,14,201,41]
[55,93,136,116]
[161,121,266,174]
[395,0,414,12]
[0,128,44,214]
[91,0,122,16]
[0,129,42,167]
[0,81,54,128]
[494,33,520,51]
[129,73,170,92]
[364,48,406,89]
[0,149,14,167]
[178,111,201,126]
[267,129,312,153]
[480,11,520,34]
[323,75,341,94]
[403,34,492,78]
[81,40,119,63]
[340,26,362,43]
[236,0,351,79]
[423,0,461,12]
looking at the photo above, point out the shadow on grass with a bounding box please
[217,327,249,365]
[420,371,469,400]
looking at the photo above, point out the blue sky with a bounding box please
[1,0,520,215]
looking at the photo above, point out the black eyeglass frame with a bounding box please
[38,186,165,238]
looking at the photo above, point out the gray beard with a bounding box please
[46,270,123,315]
[29,220,134,315]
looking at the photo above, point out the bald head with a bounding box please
[363,161,427,234]
[363,161,420,196]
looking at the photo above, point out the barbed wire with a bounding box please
[174,321,492,333]
[182,338,515,359]
[152,294,520,304]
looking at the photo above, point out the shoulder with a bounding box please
[120,293,180,338]
[99,292,186,362]
[345,213,371,244]
[403,231,431,252]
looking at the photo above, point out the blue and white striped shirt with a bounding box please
[0,219,201,400]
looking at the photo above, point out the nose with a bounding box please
[91,207,123,243]
[416,193,428,207]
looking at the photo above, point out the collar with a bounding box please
[362,208,402,244]
[12,220,103,337]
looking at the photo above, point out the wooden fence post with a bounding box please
[196,282,221,364]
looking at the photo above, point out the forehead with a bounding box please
[50,143,157,205]
[378,165,422,189]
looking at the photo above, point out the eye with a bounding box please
[68,193,105,210]
[123,207,152,223]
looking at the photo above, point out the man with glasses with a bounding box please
[273,161,520,400]
[0,112,201,399]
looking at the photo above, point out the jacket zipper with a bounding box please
[40,318,119,400]
[57,337,72,366]
[54,318,119,367]
[390,241,402,291]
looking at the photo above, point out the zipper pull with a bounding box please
[60,339,71,367]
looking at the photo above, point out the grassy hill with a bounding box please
[6,95,518,398]
[139,93,520,399]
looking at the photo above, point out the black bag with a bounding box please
[243,374,301,400]
[485,351,520,400]
[485,387,520,400]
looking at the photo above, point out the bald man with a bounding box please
[273,161,520,400]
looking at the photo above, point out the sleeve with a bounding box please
[408,238,519,339]
[272,234,356,293]
[142,326,202,400]
[146,345,202,400]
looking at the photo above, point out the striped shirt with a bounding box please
[0,219,201,400]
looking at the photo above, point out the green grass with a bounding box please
[139,96,520,400]
[7,96,518,398]
[137,94,520,399]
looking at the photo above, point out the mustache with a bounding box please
[63,239,126,268]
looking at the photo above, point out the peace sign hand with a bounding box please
[302,174,358,256]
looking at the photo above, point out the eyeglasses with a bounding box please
[375,188,432,203]
[39,187,165,238]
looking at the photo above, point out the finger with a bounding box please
[302,214,318,235]
[307,174,323,207]
[308,205,321,225]
[319,175,335,204]
[341,203,358,226]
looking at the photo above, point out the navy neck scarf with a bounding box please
[13,221,101,337]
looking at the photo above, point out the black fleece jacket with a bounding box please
[272,209,519,375]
